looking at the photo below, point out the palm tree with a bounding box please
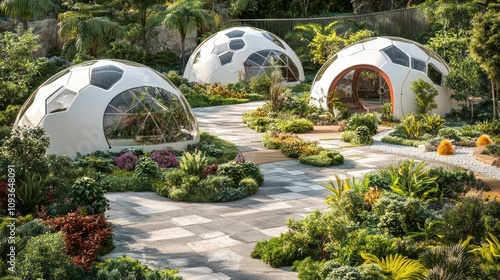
[0,0,55,31]
[130,0,162,44]
[162,0,211,70]
[58,5,121,58]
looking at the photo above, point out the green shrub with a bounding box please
[217,162,245,186]
[477,119,500,137]
[298,150,344,167]
[14,219,53,253]
[427,167,484,199]
[239,177,259,195]
[145,50,181,72]
[485,143,500,156]
[280,118,314,133]
[411,78,438,114]
[251,232,306,268]
[18,232,83,280]
[262,131,296,149]
[345,112,379,136]
[381,103,393,121]
[0,105,20,127]
[240,161,264,185]
[106,41,144,63]
[187,132,239,163]
[351,126,373,145]
[340,131,357,143]
[280,138,310,158]
[134,156,163,181]
[106,169,148,192]
[421,113,446,134]
[16,171,47,215]
[319,260,342,279]
[70,176,109,215]
[380,135,423,147]
[438,127,462,141]
[458,125,482,138]
[245,116,273,132]
[77,155,115,173]
[292,257,323,280]
[249,74,271,95]
[356,264,384,280]
[180,150,208,176]
[326,266,362,280]
[400,114,424,140]
[91,256,181,280]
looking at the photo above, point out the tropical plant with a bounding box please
[323,174,369,205]
[179,150,208,176]
[16,171,47,215]
[470,233,500,263]
[437,139,455,156]
[58,4,121,58]
[0,0,54,31]
[411,79,439,115]
[420,244,488,280]
[400,114,424,140]
[162,0,211,69]
[421,114,446,134]
[361,253,427,280]
[382,159,438,202]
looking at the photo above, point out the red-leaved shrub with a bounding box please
[44,212,112,270]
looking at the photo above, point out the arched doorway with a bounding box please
[327,65,394,116]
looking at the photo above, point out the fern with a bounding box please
[180,150,208,176]
[361,253,427,280]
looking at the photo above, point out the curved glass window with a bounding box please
[226,30,245,38]
[427,63,443,86]
[46,88,77,114]
[103,87,198,146]
[91,65,124,90]
[244,50,300,82]
[382,45,409,67]
[411,58,426,72]
[219,51,234,65]
[262,31,286,49]
[229,39,245,50]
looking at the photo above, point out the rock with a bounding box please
[30,18,59,57]
[145,26,197,56]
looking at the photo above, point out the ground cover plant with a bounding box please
[0,126,261,278]
[251,160,499,279]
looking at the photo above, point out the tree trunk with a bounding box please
[180,32,186,71]
[492,79,497,119]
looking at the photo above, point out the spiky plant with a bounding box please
[420,244,488,280]
[361,253,427,280]
[476,134,493,147]
[437,139,455,156]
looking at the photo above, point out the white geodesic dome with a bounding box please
[183,27,305,85]
[310,36,457,119]
[16,59,199,156]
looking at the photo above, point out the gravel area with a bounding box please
[372,130,500,180]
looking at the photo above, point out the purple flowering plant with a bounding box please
[150,149,178,168]
[116,152,139,171]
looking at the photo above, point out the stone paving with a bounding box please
[103,101,474,279]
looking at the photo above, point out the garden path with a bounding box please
[104,101,499,280]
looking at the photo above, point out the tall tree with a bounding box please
[162,0,211,70]
[58,4,121,59]
[130,0,162,44]
[0,0,55,31]
[469,7,500,119]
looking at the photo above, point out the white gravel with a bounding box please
[371,130,500,180]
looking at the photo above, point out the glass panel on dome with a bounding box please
[226,30,245,38]
[427,63,443,85]
[91,65,124,90]
[262,31,285,49]
[219,51,234,65]
[103,86,197,146]
[212,44,228,55]
[46,88,77,114]
[382,45,409,67]
[244,50,300,82]
[67,69,90,91]
[411,58,426,72]
[229,39,245,50]
[314,54,338,83]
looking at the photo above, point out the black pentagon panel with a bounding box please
[229,39,245,50]
[381,45,409,67]
[427,63,443,86]
[91,65,124,90]
[219,51,234,65]
[212,44,229,55]
[226,30,245,38]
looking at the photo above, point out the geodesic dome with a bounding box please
[310,36,457,119]
[183,27,305,85]
[16,59,199,156]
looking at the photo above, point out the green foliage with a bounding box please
[77,155,115,173]
[485,143,500,156]
[345,112,379,136]
[16,171,46,215]
[421,114,446,135]
[438,127,461,141]
[179,150,208,176]
[280,118,314,133]
[91,256,181,280]
[400,114,424,140]
[356,264,384,280]
[421,244,488,280]
[280,138,310,158]
[1,126,49,174]
[298,150,344,167]
[267,69,288,113]
[187,132,239,163]
[361,253,427,280]
[411,79,439,115]
[470,233,500,263]
[372,192,433,237]
[0,28,45,111]
[134,156,163,181]
[239,177,259,195]
[17,232,80,280]
[351,126,373,146]
[70,176,109,215]
[249,74,271,95]
[323,174,369,206]
[427,167,483,200]
[325,265,361,280]
[380,103,393,121]
[251,232,306,268]
[477,120,500,137]
[441,192,486,245]
[107,41,145,63]
[0,105,20,127]
[380,135,424,147]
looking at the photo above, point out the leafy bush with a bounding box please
[345,112,379,136]
[292,257,323,280]
[356,264,384,280]
[400,114,424,140]
[16,171,47,215]
[17,232,82,280]
[187,132,239,163]
[239,161,264,185]
[180,150,208,176]
[134,156,163,181]
[280,118,314,133]
[427,167,484,199]
[351,126,373,145]
[249,74,271,95]
[239,177,259,195]
[44,212,112,270]
[340,131,357,143]
[77,155,115,173]
[485,143,500,156]
[361,253,427,280]
[115,152,138,171]
[150,149,178,168]
[298,150,344,167]
[381,103,393,121]
[1,126,49,174]
[70,176,109,215]
[438,127,461,141]
[437,139,455,156]
[251,232,306,268]
[381,135,423,147]
[420,245,487,279]
[90,256,181,280]
[411,78,438,114]
[206,82,246,99]
[477,119,500,137]
[325,266,362,280]
[421,114,446,134]
[262,131,296,149]
[280,138,310,158]
[217,161,264,186]
[476,134,493,147]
